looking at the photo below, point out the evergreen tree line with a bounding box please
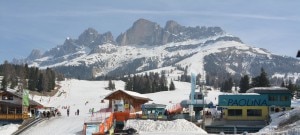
[122,72,175,94]
[176,65,201,85]
[107,80,116,90]
[220,68,271,93]
[0,61,63,93]
[176,65,300,93]
[239,68,300,94]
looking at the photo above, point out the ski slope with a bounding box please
[0,79,300,135]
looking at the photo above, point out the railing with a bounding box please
[12,118,45,135]
[205,125,263,134]
[0,114,26,120]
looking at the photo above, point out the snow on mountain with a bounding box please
[13,19,300,82]
[31,36,250,77]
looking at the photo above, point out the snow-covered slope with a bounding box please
[1,79,300,135]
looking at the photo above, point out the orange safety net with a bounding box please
[105,113,114,131]
[113,112,130,122]
[92,112,131,135]
[99,123,105,134]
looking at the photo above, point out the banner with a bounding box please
[22,89,30,107]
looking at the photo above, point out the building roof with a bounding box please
[246,87,291,94]
[104,89,152,101]
[142,103,166,108]
[0,90,42,106]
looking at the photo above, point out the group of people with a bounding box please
[89,108,95,116]
[66,108,80,116]
[39,108,61,119]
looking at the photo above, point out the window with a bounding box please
[247,109,262,116]
[197,94,202,99]
[270,107,275,112]
[2,95,13,100]
[228,109,242,116]
[280,96,288,101]
[268,95,277,101]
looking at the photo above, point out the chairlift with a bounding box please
[297,50,300,57]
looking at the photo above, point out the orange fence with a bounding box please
[84,111,135,135]
[113,112,129,122]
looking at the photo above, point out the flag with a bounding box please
[22,89,30,107]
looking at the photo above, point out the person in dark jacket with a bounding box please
[77,109,79,115]
[67,108,70,117]
[43,111,46,118]
[47,111,50,119]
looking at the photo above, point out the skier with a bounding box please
[67,108,70,117]
[77,109,79,115]
[91,108,94,116]
[47,111,50,119]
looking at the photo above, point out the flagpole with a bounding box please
[19,84,24,118]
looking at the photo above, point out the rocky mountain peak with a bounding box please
[101,31,115,44]
[164,20,182,34]
[77,28,99,46]
[26,49,42,60]
[116,18,163,46]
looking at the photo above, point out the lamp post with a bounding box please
[201,79,207,129]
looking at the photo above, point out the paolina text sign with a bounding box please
[227,99,267,106]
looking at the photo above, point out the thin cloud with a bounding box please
[7,8,299,22]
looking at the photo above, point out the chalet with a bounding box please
[104,90,152,112]
[0,90,42,120]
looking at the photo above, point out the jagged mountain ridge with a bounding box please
[13,19,300,81]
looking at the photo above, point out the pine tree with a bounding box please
[281,81,285,87]
[251,68,270,87]
[125,78,133,91]
[221,77,233,92]
[37,73,45,92]
[287,80,296,92]
[9,76,18,89]
[239,75,250,93]
[169,80,175,90]
[259,68,270,87]
[1,75,8,90]
[108,80,115,90]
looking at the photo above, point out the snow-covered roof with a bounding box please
[104,89,152,101]
[246,87,291,94]
[221,93,260,95]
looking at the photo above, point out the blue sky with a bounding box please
[1,0,300,63]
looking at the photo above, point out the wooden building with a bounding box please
[0,90,42,120]
[104,90,152,112]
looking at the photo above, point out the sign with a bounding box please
[227,99,268,106]
[124,104,129,109]
[219,94,269,106]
